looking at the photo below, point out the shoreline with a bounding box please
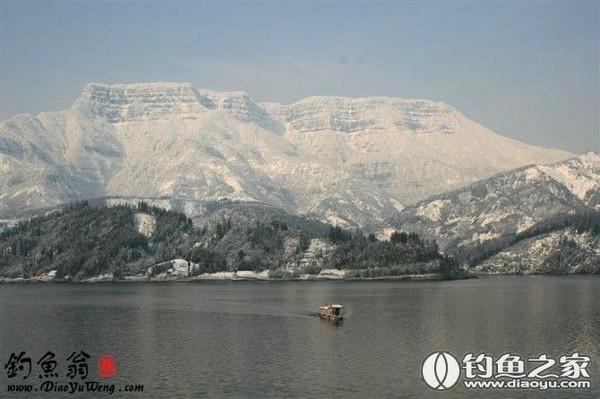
[0,271,455,284]
[2,271,596,284]
[2,274,598,284]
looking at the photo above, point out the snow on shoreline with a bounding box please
[0,266,445,283]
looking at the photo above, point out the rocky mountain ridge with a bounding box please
[475,227,599,275]
[387,153,599,274]
[1,82,572,228]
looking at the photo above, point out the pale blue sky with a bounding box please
[1,1,598,153]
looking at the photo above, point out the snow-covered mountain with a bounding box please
[1,82,572,226]
[388,153,600,254]
[475,227,599,275]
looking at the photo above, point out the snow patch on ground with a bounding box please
[326,214,350,227]
[151,258,194,278]
[472,231,501,243]
[81,273,113,283]
[298,238,334,270]
[524,167,542,182]
[234,270,270,280]
[416,199,447,222]
[540,153,600,200]
[479,210,509,226]
[389,199,405,212]
[377,228,397,240]
[516,216,535,233]
[319,269,346,279]
[195,272,236,280]
[192,271,270,280]
[29,270,57,282]
[134,213,156,237]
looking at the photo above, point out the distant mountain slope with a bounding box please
[389,153,598,252]
[1,82,571,227]
[475,227,599,275]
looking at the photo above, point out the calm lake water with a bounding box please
[1,276,599,398]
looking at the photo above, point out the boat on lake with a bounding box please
[319,303,344,321]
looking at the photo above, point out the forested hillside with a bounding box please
[0,201,457,281]
[470,212,600,275]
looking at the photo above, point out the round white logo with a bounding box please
[421,352,461,390]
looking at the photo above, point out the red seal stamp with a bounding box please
[97,354,117,379]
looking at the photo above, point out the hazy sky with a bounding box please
[1,1,598,153]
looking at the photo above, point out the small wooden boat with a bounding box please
[319,303,344,321]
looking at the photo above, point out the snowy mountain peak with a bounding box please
[1,82,575,227]
[290,95,452,110]
[76,82,275,126]
[266,95,461,135]
[196,88,276,127]
[83,81,196,91]
[536,151,599,206]
[78,82,205,122]
[580,151,600,166]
